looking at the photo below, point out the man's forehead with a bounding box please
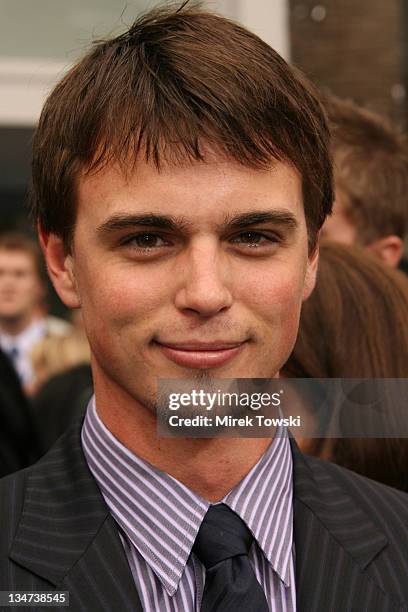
[77,155,304,225]
[0,249,35,265]
[80,152,280,187]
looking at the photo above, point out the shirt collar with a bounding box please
[0,318,46,352]
[222,426,293,586]
[82,398,293,595]
[82,398,209,596]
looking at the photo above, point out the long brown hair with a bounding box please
[285,242,408,378]
[283,242,408,491]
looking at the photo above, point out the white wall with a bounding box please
[0,0,289,126]
[0,58,66,126]
[212,0,289,59]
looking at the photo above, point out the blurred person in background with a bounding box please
[31,326,90,390]
[0,232,72,394]
[31,329,92,452]
[322,96,408,269]
[0,346,40,476]
[282,241,408,491]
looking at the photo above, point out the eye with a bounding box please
[230,231,279,248]
[122,233,170,249]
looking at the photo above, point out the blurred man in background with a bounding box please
[0,232,71,394]
[322,96,408,268]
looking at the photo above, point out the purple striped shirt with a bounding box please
[82,397,296,611]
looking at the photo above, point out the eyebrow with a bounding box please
[222,210,298,231]
[96,214,191,236]
[96,209,298,236]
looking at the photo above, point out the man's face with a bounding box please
[0,250,43,323]
[321,189,357,244]
[54,156,317,410]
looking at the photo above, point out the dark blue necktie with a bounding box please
[6,346,19,369]
[193,504,269,612]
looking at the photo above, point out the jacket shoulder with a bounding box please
[305,453,408,537]
[0,467,30,554]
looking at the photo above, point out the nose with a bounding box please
[174,240,233,317]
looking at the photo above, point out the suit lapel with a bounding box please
[9,420,142,611]
[291,439,399,611]
[10,420,401,610]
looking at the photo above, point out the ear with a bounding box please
[366,235,403,268]
[38,227,81,308]
[302,243,319,301]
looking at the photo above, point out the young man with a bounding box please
[0,6,407,611]
[321,96,408,268]
[0,233,71,393]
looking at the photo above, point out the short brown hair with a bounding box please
[325,95,408,243]
[31,4,333,251]
[0,232,45,283]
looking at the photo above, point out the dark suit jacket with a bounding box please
[1,419,408,612]
[0,348,40,476]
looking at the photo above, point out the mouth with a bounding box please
[154,340,248,368]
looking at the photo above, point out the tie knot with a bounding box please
[193,504,254,569]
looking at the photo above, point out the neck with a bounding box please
[94,378,272,502]
[0,312,38,336]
